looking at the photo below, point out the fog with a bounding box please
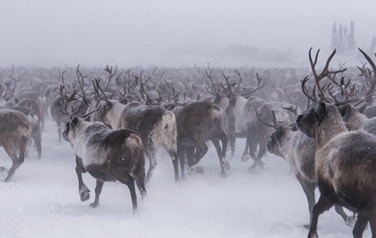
[1,0,375,68]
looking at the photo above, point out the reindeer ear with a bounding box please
[71,117,79,127]
[105,101,113,110]
[357,103,367,114]
[338,104,352,120]
[317,102,327,122]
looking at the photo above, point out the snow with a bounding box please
[0,117,366,238]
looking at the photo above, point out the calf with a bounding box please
[63,116,146,212]
[296,102,376,238]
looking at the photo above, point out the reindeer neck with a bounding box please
[315,114,348,149]
[105,100,125,129]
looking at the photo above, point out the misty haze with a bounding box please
[1,1,376,238]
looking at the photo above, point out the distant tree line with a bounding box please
[331,21,375,55]
[330,21,356,54]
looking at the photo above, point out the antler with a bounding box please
[241,72,265,96]
[301,48,347,104]
[56,84,81,116]
[119,75,139,102]
[332,48,376,106]
[220,73,236,97]
[92,78,109,102]
[104,65,117,90]
[255,108,281,129]
[204,69,220,96]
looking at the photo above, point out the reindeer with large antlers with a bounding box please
[262,108,355,229]
[297,47,376,238]
[221,71,297,172]
[89,76,179,183]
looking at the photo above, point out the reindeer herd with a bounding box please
[1,48,376,237]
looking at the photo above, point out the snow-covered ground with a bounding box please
[0,116,366,238]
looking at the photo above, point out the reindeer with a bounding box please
[295,47,376,238]
[90,77,179,183]
[0,109,32,182]
[172,101,229,179]
[296,102,376,238]
[10,104,42,159]
[224,89,297,172]
[62,112,146,212]
[266,121,355,228]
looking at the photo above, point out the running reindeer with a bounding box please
[90,75,179,183]
[297,47,376,238]
[61,89,146,212]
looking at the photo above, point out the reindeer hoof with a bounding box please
[0,167,9,181]
[247,166,257,174]
[241,154,250,162]
[140,188,147,199]
[222,159,231,170]
[346,216,356,227]
[89,202,99,208]
[188,166,205,175]
[257,161,266,168]
[79,189,90,202]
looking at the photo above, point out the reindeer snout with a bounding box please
[266,138,273,153]
[296,115,303,124]
[62,130,69,142]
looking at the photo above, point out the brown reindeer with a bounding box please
[0,109,32,182]
[90,78,179,183]
[296,102,376,238]
[172,101,229,179]
[63,115,146,212]
[295,48,376,238]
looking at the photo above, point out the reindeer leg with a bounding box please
[34,129,42,159]
[334,205,355,227]
[90,180,104,208]
[4,141,26,182]
[75,156,90,202]
[177,146,186,180]
[121,175,138,213]
[308,180,336,238]
[296,174,316,228]
[166,149,179,182]
[256,140,267,168]
[241,138,250,162]
[4,160,22,183]
[188,143,208,174]
[57,121,62,143]
[211,135,229,177]
[248,139,267,173]
[352,214,368,238]
[368,213,376,238]
[145,150,157,184]
[228,134,236,159]
[129,162,147,199]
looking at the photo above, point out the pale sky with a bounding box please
[1,0,375,67]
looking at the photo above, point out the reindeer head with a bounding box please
[267,124,297,158]
[62,116,90,143]
[296,102,347,147]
